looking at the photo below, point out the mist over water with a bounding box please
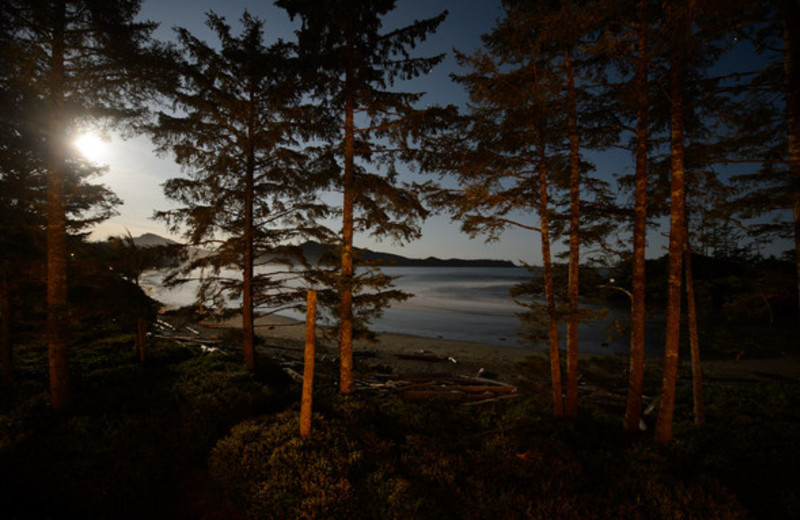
[140,265,657,356]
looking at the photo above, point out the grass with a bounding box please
[1,331,798,519]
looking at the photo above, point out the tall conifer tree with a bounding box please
[450,0,614,418]
[5,0,161,409]
[655,0,694,445]
[152,12,331,371]
[592,0,654,432]
[278,0,446,394]
[438,7,572,417]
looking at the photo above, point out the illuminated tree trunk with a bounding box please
[655,0,693,445]
[625,0,649,433]
[46,0,72,411]
[300,290,317,437]
[339,85,356,395]
[565,50,581,419]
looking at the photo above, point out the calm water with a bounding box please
[140,265,658,356]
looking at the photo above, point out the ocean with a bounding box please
[139,265,656,356]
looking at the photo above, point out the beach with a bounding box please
[197,313,800,385]
[210,313,542,382]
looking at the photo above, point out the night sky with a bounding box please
[83,0,562,263]
[81,0,785,263]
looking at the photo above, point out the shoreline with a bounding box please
[208,314,800,384]
[213,314,543,382]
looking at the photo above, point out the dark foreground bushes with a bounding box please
[209,393,751,520]
[2,335,797,519]
[0,336,290,519]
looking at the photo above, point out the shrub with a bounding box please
[210,411,362,519]
[0,338,286,518]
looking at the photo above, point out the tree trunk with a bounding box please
[625,0,649,433]
[1,273,12,390]
[242,110,257,371]
[683,233,704,426]
[46,0,71,411]
[339,84,356,395]
[780,0,800,325]
[565,50,581,419]
[655,0,692,445]
[300,290,317,438]
[538,150,564,417]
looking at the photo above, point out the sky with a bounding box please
[79,0,788,265]
[86,0,549,262]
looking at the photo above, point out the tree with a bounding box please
[725,0,800,323]
[6,0,164,410]
[444,0,621,418]
[621,0,651,433]
[437,11,571,416]
[97,231,183,286]
[654,0,695,445]
[278,0,447,394]
[593,0,653,433]
[152,12,331,371]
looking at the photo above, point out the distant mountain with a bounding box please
[131,233,180,247]
[300,241,516,268]
[125,235,516,267]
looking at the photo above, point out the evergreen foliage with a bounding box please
[151,12,333,370]
[277,0,447,393]
[0,0,162,404]
[430,0,619,417]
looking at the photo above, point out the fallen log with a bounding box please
[439,385,517,394]
[385,380,440,392]
[377,373,452,382]
[155,319,175,331]
[282,366,304,383]
[152,334,223,345]
[455,375,514,387]
[401,389,468,401]
[461,393,524,407]
[396,352,458,363]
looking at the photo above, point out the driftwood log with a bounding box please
[361,373,520,405]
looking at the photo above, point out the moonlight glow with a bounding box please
[73,131,109,163]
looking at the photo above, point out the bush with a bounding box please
[210,411,361,519]
[0,338,287,518]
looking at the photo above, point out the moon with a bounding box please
[73,131,110,164]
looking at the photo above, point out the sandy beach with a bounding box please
[203,313,800,385]
[209,314,542,382]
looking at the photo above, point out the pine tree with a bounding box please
[152,12,332,371]
[647,0,747,442]
[445,43,569,416]
[436,0,616,417]
[451,0,619,418]
[5,0,164,410]
[655,0,694,445]
[627,0,651,433]
[591,0,654,433]
[278,0,447,394]
[608,0,653,434]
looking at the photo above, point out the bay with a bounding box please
[140,265,659,356]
